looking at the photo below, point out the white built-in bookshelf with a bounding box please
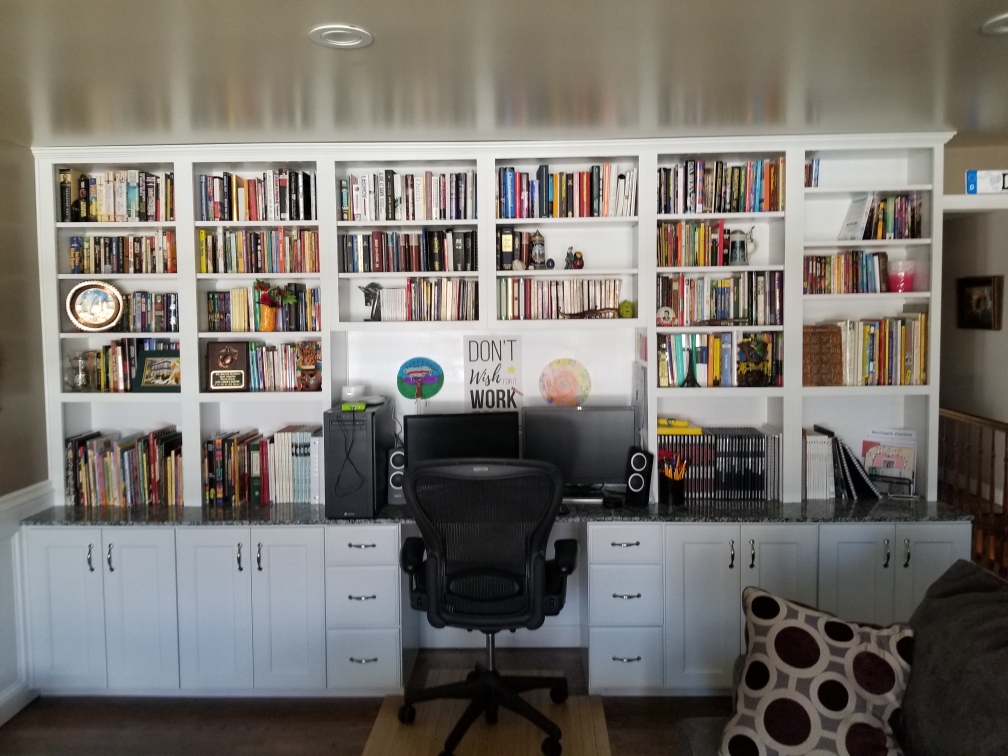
[34,135,951,507]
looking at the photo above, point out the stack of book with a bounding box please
[379,279,479,322]
[66,338,180,393]
[68,233,177,274]
[656,220,734,267]
[803,425,881,501]
[804,159,821,188]
[341,229,476,273]
[204,340,322,392]
[495,164,637,219]
[802,312,928,386]
[496,278,622,320]
[202,425,322,507]
[803,251,891,294]
[59,168,174,223]
[657,423,782,501]
[64,426,183,508]
[657,271,783,326]
[114,292,180,333]
[199,228,320,274]
[657,332,783,388]
[341,170,476,222]
[657,158,784,215]
[198,169,317,222]
[838,193,924,241]
[206,284,321,332]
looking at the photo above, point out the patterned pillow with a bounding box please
[720,587,914,756]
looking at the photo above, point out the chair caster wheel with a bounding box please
[486,705,498,724]
[466,670,479,681]
[541,735,563,756]
[397,704,416,724]
[550,683,568,703]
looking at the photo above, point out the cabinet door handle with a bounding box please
[348,542,377,549]
[106,544,114,572]
[903,538,911,568]
[348,594,377,601]
[749,539,756,569]
[237,542,243,572]
[256,543,263,571]
[87,544,95,572]
[612,656,642,663]
[349,657,378,664]
[883,538,890,568]
[610,541,640,548]
[612,593,642,600]
[729,540,735,569]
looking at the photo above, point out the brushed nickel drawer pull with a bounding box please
[348,594,378,601]
[612,593,642,600]
[749,539,756,569]
[349,657,378,664]
[106,544,114,572]
[883,538,890,568]
[612,656,642,663]
[87,544,95,572]
[237,542,243,572]
[903,539,911,568]
[610,541,640,548]
[729,540,735,569]
[348,543,377,549]
[257,543,263,571]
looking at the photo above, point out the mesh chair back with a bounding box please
[403,459,563,630]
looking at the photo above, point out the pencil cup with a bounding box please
[663,477,686,508]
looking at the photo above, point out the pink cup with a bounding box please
[888,261,916,293]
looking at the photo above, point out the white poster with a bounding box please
[464,336,523,412]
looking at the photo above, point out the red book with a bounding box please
[409,233,421,272]
[371,231,384,272]
[248,178,258,221]
[581,173,590,218]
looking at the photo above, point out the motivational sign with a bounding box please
[464,336,522,412]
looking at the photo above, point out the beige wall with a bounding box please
[944,144,1008,195]
[0,140,47,494]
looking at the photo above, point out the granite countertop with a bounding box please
[22,498,970,527]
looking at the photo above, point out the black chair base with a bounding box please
[398,661,568,756]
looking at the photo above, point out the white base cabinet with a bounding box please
[893,522,971,622]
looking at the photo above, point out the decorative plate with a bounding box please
[538,358,591,406]
[66,280,124,332]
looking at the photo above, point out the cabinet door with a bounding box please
[665,524,741,693]
[818,523,896,626]
[251,527,326,689]
[176,528,253,689]
[740,524,819,606]
[894,522,971,622]
[101,528,179,689]
[25,528,107,690]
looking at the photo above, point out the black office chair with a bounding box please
[397,459,578,756]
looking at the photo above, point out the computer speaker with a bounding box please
[623,447,653,508]
[387,448,405,505]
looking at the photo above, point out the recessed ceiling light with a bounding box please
[309,24,373,49]
[981,11,1008,35]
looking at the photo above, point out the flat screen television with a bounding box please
[522,406,636,487]
[404,412,521,467]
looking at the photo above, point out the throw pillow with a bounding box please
[900,559,1008,756]
[720,587,913,756]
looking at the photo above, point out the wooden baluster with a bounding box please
[952,420,961,506]
[1001,508,1008,576]
[976,424,984,503]
[940,416,948,500]
[990,426,997,514]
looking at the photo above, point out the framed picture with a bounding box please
[134,349,181,392]
[957,276,1004,330]
[65,280,123,332]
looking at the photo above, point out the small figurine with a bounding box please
[546,258,556,269]
[360,282,383,322]
[564,247,576,269]
[572,251,584,269]
[619,300,635,319]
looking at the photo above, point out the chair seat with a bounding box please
[676,717,730,756]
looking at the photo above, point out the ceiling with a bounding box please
[3,0,1008,149]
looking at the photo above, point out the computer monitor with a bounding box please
[522,406,636,488]
[404,412,520,467]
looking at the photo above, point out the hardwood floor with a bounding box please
[0,649,731,756]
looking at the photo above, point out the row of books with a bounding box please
[198,228,320,274]
[378,279,479,322]
[657,159,785,215]
[802,312,928,387]
[656,426,782,501]
[59,168,175,223]
[66,339,180,393]
[803,426,881,501]
[495,228,543,270]
[68,232,177,275]
[804,159,821,188]
[657,332,783,388]
[657,220,739,268]
[341,229,477,273]
[838,193,924,241]
[205,284,321,333]
[204,340,322,393]
[496,277,623,320]
[198,169,317,222]
[340,170,476,222]
[656,271,784,327]
[65,426,183,508]
[495,164,638,219]
[803,251,893,295]
[111,292,180,334]
[202,426,322,507]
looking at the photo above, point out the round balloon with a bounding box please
[539,358,591,406]
[397,357,444,400]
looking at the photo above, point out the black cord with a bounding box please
[333,409,366,497]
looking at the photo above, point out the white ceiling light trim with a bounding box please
[309,24,373,49]
[980,11,1008,35]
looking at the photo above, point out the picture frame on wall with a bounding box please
[957,276,1004,330]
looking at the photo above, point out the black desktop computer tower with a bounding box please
[323,403,394,519]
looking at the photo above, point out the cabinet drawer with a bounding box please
[326,566,399,628]
[326,526,398,566]
[589,627,664,691]
[327,629,400,690]
[589,564,663,627]
[588,524,663,564]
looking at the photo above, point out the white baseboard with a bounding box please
[0,679,35,728]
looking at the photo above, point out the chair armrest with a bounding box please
[552,539,578,575]
[399,537,426,575]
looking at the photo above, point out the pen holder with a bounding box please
[661,476,687,508]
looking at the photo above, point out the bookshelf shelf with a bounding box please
[492,318,641,330]
[60,392,182,403]
[194,221,317,229]
[197,392,328,403]
[58,273,178,281]
[656,387,786,398]
[804,184,933,196]
[494,217,637,227]
[337,271,477,279]
[198,331,321,339]
[944,194,1008,214]
[337,320,479,332]
[495,268,634,278]
[802,292,931,301]
[802,385,932,397]
[656,211,785,222]
[656,325,784,334]
[56,222,176,229]
[338,219,478,229]
[657,265,784,274]
[196,272,322,281]
[60,331,179,339]
[803,239,932,249]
